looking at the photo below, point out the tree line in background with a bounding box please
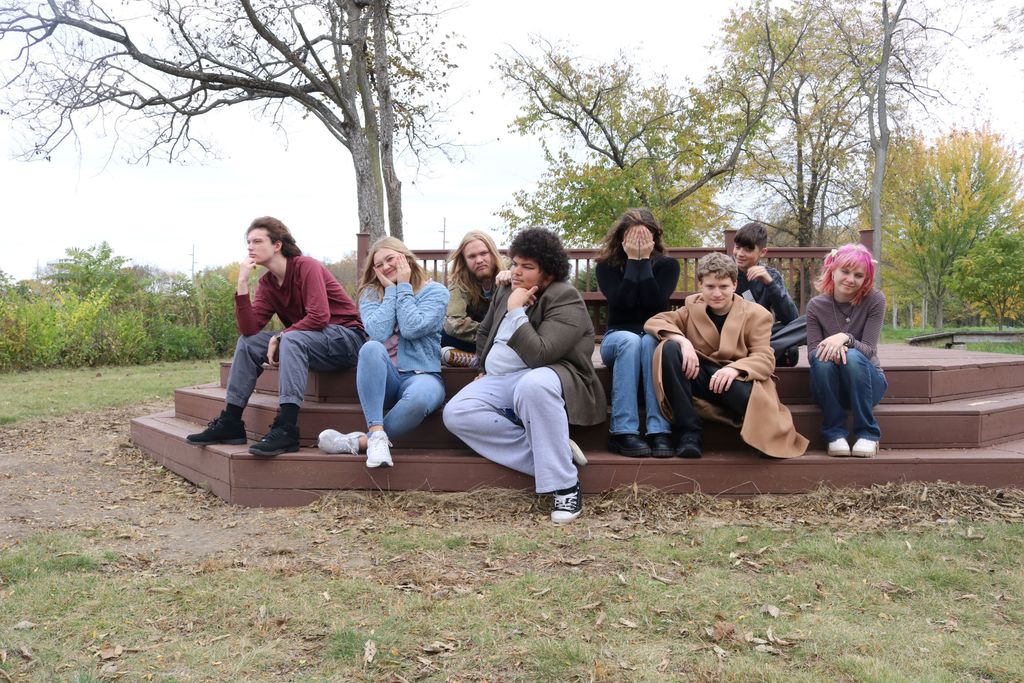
[0,244,360,371]
[1,0,1023,336]
[496,1,1024,329]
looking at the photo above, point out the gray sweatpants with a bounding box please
[442,367,577,494]
[225,325,365,408]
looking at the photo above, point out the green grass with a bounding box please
[3,523,1023,681]
[881,325,1024,355]
[965,341,1024,354]
[0,359,221,424]
[881,325,932,342]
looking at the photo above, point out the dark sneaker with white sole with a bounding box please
[248,421,300,457]
[187,412,247,445]
[551,482,583,523]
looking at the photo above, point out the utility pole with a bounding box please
[439,218,448,279]
[190,244,196,280]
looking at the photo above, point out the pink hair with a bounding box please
[815,243,876,305]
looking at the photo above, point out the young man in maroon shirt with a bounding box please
[187,217,366,456]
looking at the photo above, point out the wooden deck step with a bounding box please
[175,382,1024,451]
[132,411,1024,507]
[222,344,1024,406]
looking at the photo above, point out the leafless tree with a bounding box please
[0,0,458,241]
[825,0,953,268]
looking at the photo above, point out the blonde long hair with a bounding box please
[358,237,429,300]
[446,230,503,311]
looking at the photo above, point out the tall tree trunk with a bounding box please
[868,0,906,287]
[350,134,387,241]
[372,0,404,241]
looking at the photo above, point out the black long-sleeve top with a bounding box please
[736,266,799,325]
[596,255,680,334]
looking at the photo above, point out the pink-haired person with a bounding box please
[805,244,887,457]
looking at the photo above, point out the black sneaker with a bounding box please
[674,434,703,459]
[647,433,675,458]
[248,421,300,457]
[551,482,582,524]
[186,412,247,445]
[608,433,652,457]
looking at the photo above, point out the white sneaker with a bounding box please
[317,429,364,455]
[365,430,393,468]
[568,439,587,467]
[827,437,851,457]
[850,438,878,458]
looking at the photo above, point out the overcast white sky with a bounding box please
[0,0,1020,281]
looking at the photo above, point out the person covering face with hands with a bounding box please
[594,208,679,458]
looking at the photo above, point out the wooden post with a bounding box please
[859,229,873,252]
[724,228,736,256]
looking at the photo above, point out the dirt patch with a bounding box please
[3,402,1024,572]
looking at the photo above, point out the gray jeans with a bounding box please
[225,325,365,407]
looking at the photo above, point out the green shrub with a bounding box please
[54,292,110,367]
[101,309,153,365]
[149,321,214,361]
[195,273,239,355]
[0,247,295,370]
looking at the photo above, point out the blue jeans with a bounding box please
[809,348,888,442]
[599,330,671,436]
[356,341,446,438]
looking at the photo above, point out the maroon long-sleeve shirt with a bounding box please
[234,256,363,335]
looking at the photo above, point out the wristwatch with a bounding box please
[844,334,854,347]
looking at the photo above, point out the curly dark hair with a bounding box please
[508,227,570,282]
[595,208,667,269]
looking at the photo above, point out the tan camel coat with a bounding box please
[644,293,808,458]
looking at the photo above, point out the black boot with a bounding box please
[608,433,652,457]
[187,411,247,445]
[248,419,300,457]
[647,433,675,458]
[674,433,703,459]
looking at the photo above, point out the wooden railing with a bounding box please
[356,229,874,334]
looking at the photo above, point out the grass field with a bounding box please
[2,494,1023,681]
[0,359,220,425]
[2,360,1024,680]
